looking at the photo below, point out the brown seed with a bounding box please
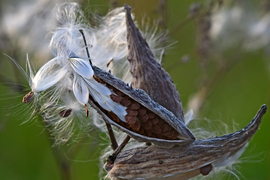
[130,121,140,132]
[138,114,148,123]
[125,116,137,124]
[126,109,138,116]
[84,105,89,117]
[105,83,113,90]
[120,99,131,106]
[141,121,152,131]
[118,120,124,126]
[167,124,173,131]
[151,125,162,134]
[93,75,105,84]
[200,164,213,176]
[145,130,152,137]
[161,131,171,137]
[138,108,147,116]
[113,89,124,96]
[128,102,140,110]
[170,130,179,139]
[22,91,34,103]
[59,109,72,117]
[126,124,131,129]
[108,112,120,123]
[162,123,170,132]
[138,127,145,134]
[157,119,164,126]
[151,118,159,125]
[110,94,122,103]
[156,134,165,139]
[120,121,130,129]
[148,112,155,119]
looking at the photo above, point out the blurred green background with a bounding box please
[0,0,269,179]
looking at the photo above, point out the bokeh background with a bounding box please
[0,0,269,179]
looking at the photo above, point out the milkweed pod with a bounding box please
[88,65,195,148]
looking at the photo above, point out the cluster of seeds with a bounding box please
[92,75,180,140]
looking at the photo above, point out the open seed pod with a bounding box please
[89,66,195,148]
[104,105,267,179]
[87,4,195,148]
[125,4,185,121]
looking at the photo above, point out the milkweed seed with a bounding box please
[200,164,213,176]
[59,109,72,117]
[22,91,34,103]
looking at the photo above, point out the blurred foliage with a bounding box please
[0,0,269,180]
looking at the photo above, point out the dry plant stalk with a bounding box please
[105,105,267,179]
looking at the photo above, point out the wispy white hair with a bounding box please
[26,2,168,145]
[49,2,96,58]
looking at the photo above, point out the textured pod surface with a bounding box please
[89,65,195,147]
[105,105,267,179]
[125,4,185,121]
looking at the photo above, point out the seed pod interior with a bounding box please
[88,65,195,147]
